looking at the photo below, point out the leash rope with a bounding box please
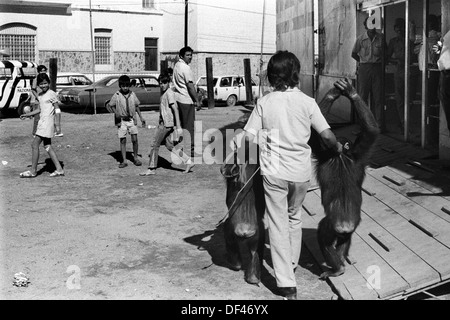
[216,165,261,227]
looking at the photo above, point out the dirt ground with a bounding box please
[0,105,335,300]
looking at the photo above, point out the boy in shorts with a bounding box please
[106,75,145,168]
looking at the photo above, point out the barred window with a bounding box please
[94,29,112,65]
[0,23,36,61]
[142,0,155,9]
[95,36,111,64]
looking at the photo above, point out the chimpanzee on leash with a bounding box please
[309,78,379,279]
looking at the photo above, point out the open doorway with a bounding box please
[383,0,441,149]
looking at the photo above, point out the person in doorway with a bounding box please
[352,16,387,130]
[434,29,450,133]
[106,75,145,168]
[387,18,418,133]
[172,46,201,173]
[415,14,441,110]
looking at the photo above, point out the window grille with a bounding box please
[142,0,155,9]
[95,36,111,65]
[0,23,36,61]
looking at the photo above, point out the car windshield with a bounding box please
[105,78,118,87]
[57,77,72,85]
[197,77,218,87]
[57,75,93,86]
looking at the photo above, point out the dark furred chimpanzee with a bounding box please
[309,78,379,279]
[220,115,265,285]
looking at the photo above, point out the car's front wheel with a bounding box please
[226,95,237,107]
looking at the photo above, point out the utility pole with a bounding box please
[89,0,97,114]
[259,0,266,98]
[184,0,188,47]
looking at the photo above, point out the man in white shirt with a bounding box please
[173,46,201,173]
[435,29,450,133]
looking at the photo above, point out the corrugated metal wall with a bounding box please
[276,0,315,96]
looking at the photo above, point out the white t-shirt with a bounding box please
[438,30,450,71]
[244,87,330,182]
[173,58,194,104]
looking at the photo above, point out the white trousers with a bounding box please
[263,174,309,288]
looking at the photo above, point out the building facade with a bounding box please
[0,0,276,83]
[0,0,163,76]
[159,0,276,83]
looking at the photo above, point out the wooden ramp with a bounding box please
[302,162,450,300]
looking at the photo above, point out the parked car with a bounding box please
[56,72,93,93]
[0,60,37,115]
[195,75,260,107]
[58,74,161,112]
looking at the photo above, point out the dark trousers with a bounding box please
[358,63,383,126]
[440,70,450,132]
[148,125,174,169]
[177,102,195,157]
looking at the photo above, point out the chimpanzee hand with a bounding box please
[334,78,358,99]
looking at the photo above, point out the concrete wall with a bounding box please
[0,7,162,73]
[160,0,276,54]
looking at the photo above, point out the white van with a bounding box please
[0,60,37,115]
[196,75,260,107]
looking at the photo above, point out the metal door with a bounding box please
[276,0,315,96]
[317,0,357,124]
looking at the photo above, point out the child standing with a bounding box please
[106,75,145,168]
[19,73,65,178]
[140,73,189,175]
[30,65,63,137]
[232,51,341,300]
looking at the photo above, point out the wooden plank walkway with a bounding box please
[302,162,450,300]
[332,125,437,168]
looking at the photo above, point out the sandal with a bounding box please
[20,170,37,178]
[183,163,195,174]
[139,169,156,176]
[119,162,128,168]
[49,171,65,177]
[134,159,142,166]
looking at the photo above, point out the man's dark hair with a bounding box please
[267,50,300,91]
[118,75,131,86]
[158,73,171,84]
[394,18,405,30]
[179,46,194,58]
[36,73,50,85]
[428,14,440,32]
[37,65,47,73]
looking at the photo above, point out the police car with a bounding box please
[0,60,37,115]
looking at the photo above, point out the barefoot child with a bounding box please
[140,73,191,175]
[20,73,65,178]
